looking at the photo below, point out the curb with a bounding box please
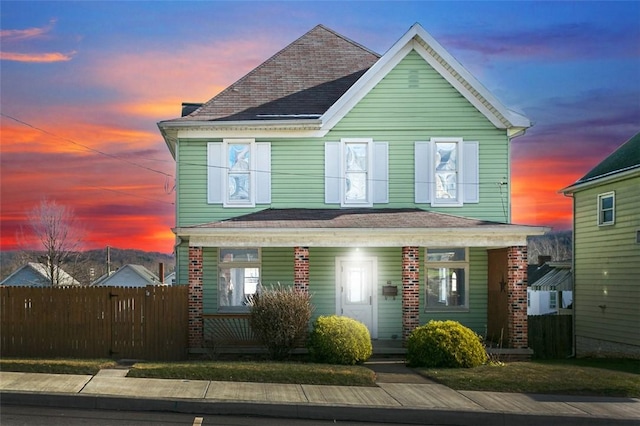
[2,391,637,426]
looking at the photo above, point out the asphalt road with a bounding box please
[0,405,426,426]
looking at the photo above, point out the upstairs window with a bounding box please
[425,248,469,311]
[325,138,388,207]
[597,192,615,226]
[415,138,479,206]
[218,248,260,311]
[207,140,271,207]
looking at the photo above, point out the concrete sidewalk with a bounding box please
[1,369,639,425]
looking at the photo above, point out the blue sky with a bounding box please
[1,1,639,252]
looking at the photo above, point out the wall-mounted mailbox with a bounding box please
[383,284,398,299]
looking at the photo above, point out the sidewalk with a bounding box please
[1,366,638,425]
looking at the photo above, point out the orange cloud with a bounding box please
[0,51,76,62]
[0,19,56,40]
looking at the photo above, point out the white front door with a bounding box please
[336,257,377,338]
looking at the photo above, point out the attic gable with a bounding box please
[321,23,531,135]
[181,25,380,122]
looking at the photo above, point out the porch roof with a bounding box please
[175,208,548,248]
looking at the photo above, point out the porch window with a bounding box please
[218,248,260,311]
[425,248,469,311]
[597,192,615,226]
[549,291,557,310]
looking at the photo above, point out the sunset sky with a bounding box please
[1,1,639,254]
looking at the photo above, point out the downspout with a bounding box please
[563,190,577,358]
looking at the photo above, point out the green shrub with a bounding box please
[249,284,314,360]
[308,315,372,365]
[406,320,487,368]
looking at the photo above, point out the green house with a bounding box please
[158,24,547,353]
[562,132,640,358]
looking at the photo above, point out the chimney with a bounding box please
[159,263,165,284]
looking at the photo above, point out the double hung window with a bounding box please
[415,138,479,206]
[425,248,469,311]
[218,248,260,311]
[207,139,271,207]
[325,138,388,207]
[597,192,615,226]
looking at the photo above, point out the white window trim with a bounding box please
[431,137,464,207]
[223,138,257,208]
[217,247,261,313]
[341,138,374,207]
[424,247,470,312]
[597,191,615,226]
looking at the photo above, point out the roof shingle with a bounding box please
[175,25,380,122]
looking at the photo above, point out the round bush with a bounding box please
[308,315,372,365]
[406,320,487,368]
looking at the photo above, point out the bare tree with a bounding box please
[21,199,84,286]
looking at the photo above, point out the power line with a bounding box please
[1,112,173,178]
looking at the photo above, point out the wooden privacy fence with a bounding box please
[1,285,188,361]
[528,314,573,359]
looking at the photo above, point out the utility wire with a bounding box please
[1,112,173,178]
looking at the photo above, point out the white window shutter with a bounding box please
[255,142,271,204]
[415,141,432,203]
[325,142,341,204]
[372,142,388,204]
[462,141,479,203]
[207,142,223,204]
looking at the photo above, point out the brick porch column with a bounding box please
[507,246,528,349]
[188,246,203,349]
[402,246,420,342]
[294,246,310,293]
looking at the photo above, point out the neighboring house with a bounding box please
[527,261,572,316]
[158,24,547,353]
[92,264,163,287]
[164,271,176,286]
[0,262,80,287]
[562,132,640,358]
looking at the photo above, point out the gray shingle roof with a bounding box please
[575,132,640,185]
[173,25,380,122]
[185,208,525,229]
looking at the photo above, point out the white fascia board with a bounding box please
[159,119,326,140]
[320,23,531,132]
[178,226,548,248]
[560,167,640,194]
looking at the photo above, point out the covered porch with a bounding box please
[177,208,546,355]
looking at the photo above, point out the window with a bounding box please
[218,248,260,311]
[434,141,459,202]
[415,138,479,206]
[425,248,469,311]
[207,140,271,207]
[597,192,615,226]
[325,139,388,206]
[549,291,557,310]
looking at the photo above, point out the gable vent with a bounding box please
[408,70,420,89]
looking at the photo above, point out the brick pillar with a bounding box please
[402,246,420,342]
[188,246,203,349]
[294,246,310,293]
[507,246,528,349]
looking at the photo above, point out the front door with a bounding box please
[336,257,377,338]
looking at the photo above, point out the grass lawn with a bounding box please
[2,357,637,396]
[416,358,640,397]
[127,361,377,386]
[0,358,117,375]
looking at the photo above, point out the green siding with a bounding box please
[419,247,488,335]
[175,50,510,227]
[175,50,509,333]
[573,174,640,348]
